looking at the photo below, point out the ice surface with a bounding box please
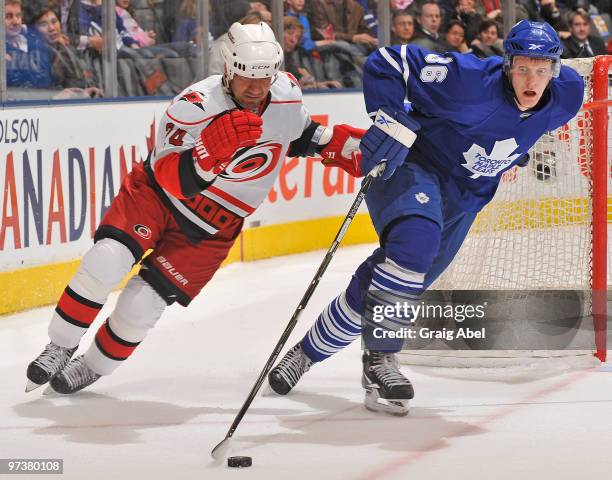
[1,244,611,480]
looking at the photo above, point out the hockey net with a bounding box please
[399,56,611,369]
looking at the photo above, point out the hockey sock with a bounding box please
[49,239,136,348]
[85,276,166,375]
[300,250,384,362]
[363,215,441,352]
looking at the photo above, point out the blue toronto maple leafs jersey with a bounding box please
[363,45,584,212]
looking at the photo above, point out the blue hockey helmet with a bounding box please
[503,21,563,77]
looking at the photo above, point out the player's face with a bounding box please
[5,4,23,38]
[570,16,590,42]
[510,56,553,111]
[392,15,414,42]
[229,74,273,110]
[35,11,61,44]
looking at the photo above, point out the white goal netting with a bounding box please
[399,56,611,369]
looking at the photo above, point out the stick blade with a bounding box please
[211,437,231,462]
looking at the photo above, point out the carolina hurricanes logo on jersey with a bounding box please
[180,91,206,111]
[218,141,282,183]
[181,91,205,103]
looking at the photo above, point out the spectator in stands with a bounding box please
[392,0,416,8]
[173,0,197,42]
[5,0,27,53]
[310,0,377,55]
[443,18,470,52]
[26,4,103,97]
[51,0,105,53]
[286,0,359,87]
[390,9,415,44]
[412,0,446,52]
[116,0,157,48]
[116,0,182,58]
[355,0,379,37]
[209,10,266,74]
[470,18,503,57]
[521,0,570,37]
[5,0,54,88]
[283,15,342,89]
[306,0,374,87]
[451,0,484,43]
[209,0,251,38]
[592,0,611,16]
[481,0,502,21]
[286,0,324,53]
[562,9,607,56]
[79,0,147,59]
[249,1,273,23]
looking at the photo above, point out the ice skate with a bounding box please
[361,350,414,416]
[268,343,313,395]
[46,355,101,395]
[26,342,77,392]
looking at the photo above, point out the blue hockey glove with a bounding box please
[360,109,420,180]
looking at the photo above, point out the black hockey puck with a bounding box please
[227,456,252,468]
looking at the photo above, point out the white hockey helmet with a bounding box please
[221,22,283,80]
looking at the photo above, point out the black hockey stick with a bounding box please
[211,163,385,460]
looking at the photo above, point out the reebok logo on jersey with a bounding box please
[134,224,152,239]
[462,138,522,179]
[528,44,543,50]
[415,192,429,204]
[156,256,189,286]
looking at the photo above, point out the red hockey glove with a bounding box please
[320,124,366,177]
[194,109,263,178]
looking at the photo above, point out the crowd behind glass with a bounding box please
[2,0,611,102]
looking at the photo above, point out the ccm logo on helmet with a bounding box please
[252,65,271,70]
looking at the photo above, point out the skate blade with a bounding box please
[261,383,277,397]
[42,385,59,396]
[364,391,410,417]
[25,380,44,393]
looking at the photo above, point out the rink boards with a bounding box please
[1,91,610,315]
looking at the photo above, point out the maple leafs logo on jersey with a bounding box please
[180,91,207,111]
[462,138,522,179]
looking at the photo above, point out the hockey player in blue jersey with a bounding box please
[268,21,584,415]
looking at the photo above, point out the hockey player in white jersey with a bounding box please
[25,22,366,394]
[268,21,584,415]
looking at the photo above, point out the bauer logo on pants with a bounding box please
[156,256,189,286]
[134,224,152,240]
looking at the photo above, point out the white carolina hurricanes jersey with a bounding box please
[150,72,311,240]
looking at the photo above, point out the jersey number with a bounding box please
[419,54,452,84]
[165,122,187,146]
